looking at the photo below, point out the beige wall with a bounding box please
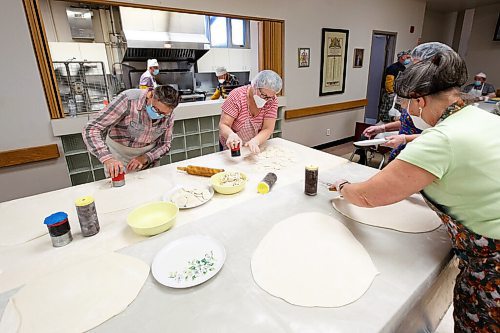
[0,0,71,202]
[421,8,457,46]
[465,3,500,89]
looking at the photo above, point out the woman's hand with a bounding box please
[226,132,242,149]
[127,155,149,172]
[362,125,385,138]
[383,135,406,148]
[328,178,349,192]
[245,138,260,154]
[104,158,125,178]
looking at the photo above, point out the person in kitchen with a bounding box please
[83,85,179,178]
[361,42,454,163]
[139,59,160,89]
[219,70,282,154]
[462,72,496,100]
[329,50,500,332]
[378,50,411,123]
[211,66,239,100]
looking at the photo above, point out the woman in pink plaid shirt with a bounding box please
[83,85,179,178]
[219,70,282,154]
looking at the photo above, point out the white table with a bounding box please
[0,139,454,332]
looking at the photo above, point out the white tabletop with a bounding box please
[0,139,453,332]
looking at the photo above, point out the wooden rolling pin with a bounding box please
[177,165,224,177]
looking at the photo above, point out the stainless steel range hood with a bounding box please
[119,7,210,63]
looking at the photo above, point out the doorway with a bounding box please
[365,31,397,124]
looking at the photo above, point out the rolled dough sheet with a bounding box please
[251,212,378,307]
[0,252,149,333]
[331,194,441,233]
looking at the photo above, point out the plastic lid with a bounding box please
[257,181,270,194]
[44,212,68,225]
[112,173,125,181]
[305,165,318,171]
[75,195,95,206]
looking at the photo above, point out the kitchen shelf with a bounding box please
[60,107,284,186]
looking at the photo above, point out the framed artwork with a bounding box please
[353,48,364,68]
[319,28,349,96]
[298,48,310,68]
[494,13,500,41]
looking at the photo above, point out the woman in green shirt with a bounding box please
[330,50,500,332]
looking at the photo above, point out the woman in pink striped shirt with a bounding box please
[219,70,282,154]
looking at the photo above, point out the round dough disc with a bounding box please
[251,212,378,307]
[331,194,441,233]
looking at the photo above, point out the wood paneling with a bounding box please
[0,144,60,168]
[23,0,64,119]
[259,21,284,94]
[285,99,368,120]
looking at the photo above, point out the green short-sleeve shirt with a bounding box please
[397,106,500,239]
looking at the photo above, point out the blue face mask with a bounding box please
[153,69,160,75]
[474,80,482,86]
[403,59,411,66]
[146,104,164,120]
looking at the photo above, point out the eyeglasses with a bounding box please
[258,88,275,101]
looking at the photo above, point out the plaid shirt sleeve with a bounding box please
[82,93,129,163]
[221,91,241,118]
[145,115,174,163]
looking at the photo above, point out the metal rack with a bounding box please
[60,107,284,186]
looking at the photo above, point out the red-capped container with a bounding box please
[230,143,241,157]
[112,172,125,187]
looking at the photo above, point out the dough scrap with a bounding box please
[331,194,441,233]
[251,212,378,307]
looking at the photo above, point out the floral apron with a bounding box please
[388,108,422,161]
[421,193,500,333]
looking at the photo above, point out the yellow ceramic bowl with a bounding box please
[127,201,179,236]
[210,172,248,195]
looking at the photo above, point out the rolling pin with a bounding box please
[177,165,224,177]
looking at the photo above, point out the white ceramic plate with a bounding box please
[152,235,226,288]
[353,138,387,147]
[162,185,214,209]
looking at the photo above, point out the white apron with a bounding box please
[105,136,155,177]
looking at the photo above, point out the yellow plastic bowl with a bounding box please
[127,201,179,236]
[210,172,248,195]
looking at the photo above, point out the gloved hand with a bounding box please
[226,132,242,150]
[127,154,149,172]
[103,158,125,178]
[328,178,350,192]
[362,125,385,138]
[383,134,406,148]
[245,138,260,154]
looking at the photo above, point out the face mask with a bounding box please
[403,59,411,66]
[253,95,267,108]
[474,80,482,87]
[218,79,225,84]
[409,102,432,130]
[146,104,164,120]
[153,69,160,75]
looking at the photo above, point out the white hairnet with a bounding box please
[411,42,453,62]
[147,59,159,68]
[251,70,283,93]
[215,66,227,76]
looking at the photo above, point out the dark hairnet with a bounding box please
[154,85,180,108]
[394,50,467,99]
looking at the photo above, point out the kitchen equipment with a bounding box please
[127,202,178,236]
[152,235,226,288]
[304,165,318,196]
[164,185,214,209]
[177,165,224,177]
[353,138,387,147]
[44,212,73,247]
[75,196,100,237]
[210,171,248,195]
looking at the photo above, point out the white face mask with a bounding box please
[218,79,225,84]
[253,95,267,108]
[409,100,432,130]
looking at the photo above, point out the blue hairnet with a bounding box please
[251,70,283,93]
[411,42,453,62]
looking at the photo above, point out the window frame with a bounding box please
[207,16,251,49]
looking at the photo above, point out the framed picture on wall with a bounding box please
[298,48,310,67]
[353,48,364,68]
[319,28,349,96]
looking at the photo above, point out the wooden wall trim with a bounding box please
[0,144,60,168]
[285,99,368,120]
[69,0,285,23]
